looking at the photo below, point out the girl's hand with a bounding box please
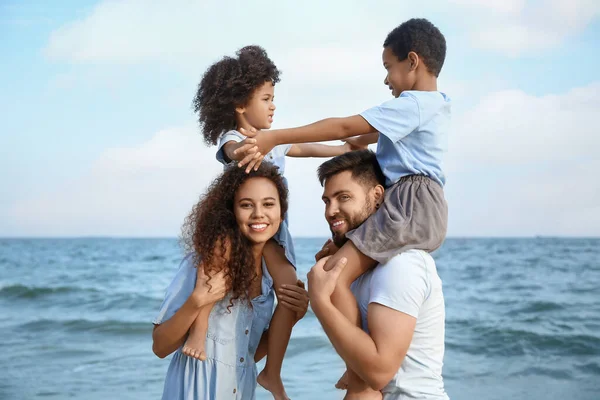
[343,136,368,151]
[278,280,309,322]
[192,266,228,307]
[236,127,276,170]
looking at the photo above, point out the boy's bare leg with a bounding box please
[258,239,297,400]
[324,240,380,397]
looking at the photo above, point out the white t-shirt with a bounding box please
[351,249,449,400]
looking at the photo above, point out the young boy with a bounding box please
[235,18,450,397]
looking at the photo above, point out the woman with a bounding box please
[152,163,309,399]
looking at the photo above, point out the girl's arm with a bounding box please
[152,267,227,358]
[286,140,368,158]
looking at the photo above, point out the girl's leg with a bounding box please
[182,302,214,360]
[258,239,297,400]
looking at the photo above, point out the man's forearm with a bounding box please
[273,117,375,145]
[311,298,386,388]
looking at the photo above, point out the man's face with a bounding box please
[321,171,377,248]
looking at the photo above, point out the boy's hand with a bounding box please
[236,127,277,167]
[314,238,339,261]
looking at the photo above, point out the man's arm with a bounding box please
[311,297,416,390]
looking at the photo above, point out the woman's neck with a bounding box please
[252,243,265,266]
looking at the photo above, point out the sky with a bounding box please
[1,0,599,238]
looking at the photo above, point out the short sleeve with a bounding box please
[215,130,245,165]
[369,250,431,318]
[360,93,420,143]
[153,254,197,325]
[281,144,292,156]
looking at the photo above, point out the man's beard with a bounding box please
[331,197,376,248]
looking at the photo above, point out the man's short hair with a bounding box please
[317,150,385,188]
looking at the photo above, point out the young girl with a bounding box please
[152,164,310,400]
[189,45,363,400]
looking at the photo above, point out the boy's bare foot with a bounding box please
[182,331,207,361]
[257,369,290,400]
[335,370,349,390]
[343,389,382,400]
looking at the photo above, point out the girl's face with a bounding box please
[234,177,282,245]
[236,81,276,130]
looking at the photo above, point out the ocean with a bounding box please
[1,237,599,400]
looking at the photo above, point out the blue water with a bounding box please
[1,238,599,399]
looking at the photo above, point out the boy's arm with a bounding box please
[235,115,376,162]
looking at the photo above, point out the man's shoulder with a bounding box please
[379,249,435,272]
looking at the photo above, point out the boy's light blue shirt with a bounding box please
[360,91,451,187]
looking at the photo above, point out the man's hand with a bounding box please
[278,279,310,322]
[307,256,348,303]
[314,238,340,261]
[235,127,277,170]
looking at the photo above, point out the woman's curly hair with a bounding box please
[193,45,281,146]
[181,162,288,308]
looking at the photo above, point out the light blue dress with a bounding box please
[216,130,296,266]
[153,254,275,400]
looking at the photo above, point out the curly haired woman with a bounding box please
[152,163,309,400]
[187,45,364,400]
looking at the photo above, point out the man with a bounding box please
[307,150,449,400]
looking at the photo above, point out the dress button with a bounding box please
[245,329,249,335]
[240,357,244,363]
[233,388,236,393]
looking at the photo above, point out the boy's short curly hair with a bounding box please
[193,45,281,146]
[384,18,446,77]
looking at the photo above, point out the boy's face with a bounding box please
[382,47,415,97]
[238,81,276,130]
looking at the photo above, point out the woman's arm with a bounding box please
[152,267,227,358]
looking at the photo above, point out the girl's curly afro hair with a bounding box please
[193,45,281,146]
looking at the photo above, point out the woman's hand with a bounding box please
[278,279,309,322]
[191,266,228,308]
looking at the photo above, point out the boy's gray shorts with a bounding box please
[346,175,448,264]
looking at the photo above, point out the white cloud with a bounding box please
[468,0,600,55]
[44,0,600,64]
[6,83,600,237]
[447,82,600,168]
